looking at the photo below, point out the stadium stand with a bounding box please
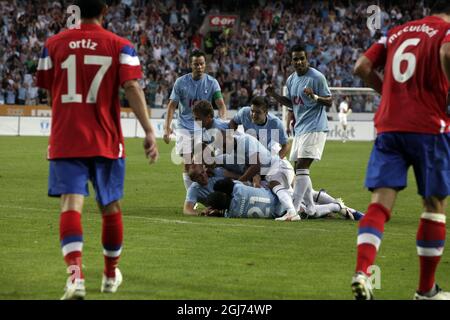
[0,0,433,111]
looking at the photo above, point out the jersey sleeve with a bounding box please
[285,76,292,100]
[317,73,331,97]
[212,79,223,100]
[232,107,246,125]
[275,119,288,145]
[169,78,181,102]
[364,36,387,69]
[119,43,143,86]
[36,43,54,90]
[185,185,198,204]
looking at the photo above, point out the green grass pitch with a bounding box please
[0,136,448,300]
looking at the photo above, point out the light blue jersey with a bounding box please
[286,67,331,135]
[226,183,284,218]
[185,168,225,205]
[170,73,222,132]
[215,133,280,176]
[233,106,288,147]
[197,118,229,144]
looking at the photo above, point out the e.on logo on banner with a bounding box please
[209,15,237,28]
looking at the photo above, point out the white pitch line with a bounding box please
[0,204,329,232]
[0,204,412,236]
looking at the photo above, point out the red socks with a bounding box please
[60,210,84,280]
[356,203,391,275]
[416,213,446,294]
[102,212,123,278]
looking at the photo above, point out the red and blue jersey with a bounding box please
[36,23,142,159]
[364,16,450,134]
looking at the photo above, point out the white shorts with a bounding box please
[289,132,327,161]
[265,159,295,189]
[338,113,348,126]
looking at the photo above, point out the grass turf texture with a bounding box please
[0,136,448,300]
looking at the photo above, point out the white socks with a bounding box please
[313,189,336,204]
[293,169,315,215]
[182,172,193,191]
[314,203,341,218]
[273,185,296,212]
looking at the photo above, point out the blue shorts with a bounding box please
[48,158,125,206]
[365,132,450,198]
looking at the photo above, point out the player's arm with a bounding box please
[223,169,241,180]
[285,109,294,137]
[265,85,293,108]
[279,143,290,159]
[353,55,383,94]
[183,201,199,216]
[123,80,159,163]
[440,42,450,83]
[46,90,52,108]
[228,118,239,130]
[239,153,261,183]
[215,96,227,120]
[303,87,332,107]
[163,99,177,144]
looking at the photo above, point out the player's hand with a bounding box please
[144,132,159,164]
[163,127,172,144]
[265,85,275,97]
[303,87,314,99]
[286,127,292,137]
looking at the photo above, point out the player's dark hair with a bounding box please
[189,50,207,62]
[213,178,235,196]
[206,192,231,211]
[74,0,107,19]
[192,100,214,118]
[251,96,269,112]
[290,44,307,57]
[430,0,450,14]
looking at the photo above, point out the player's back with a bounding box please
[227,183,279,219]
[37,24,142,159]
[374,16,450,134]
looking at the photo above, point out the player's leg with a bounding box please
[49,159,90,300]
[98,200,123,293]
[293,157,315,215]
[292,132,326,216]
[269,180,299,221]
[352,187,397,300]
[414,196,448,299]
[352,133,407,300]
[176,129,195,190]
[412,133,450,299]
[91,157,125,293]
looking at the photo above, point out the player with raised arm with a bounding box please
[36,0,159,300]
[229,96,290,159]
[266,44,333,220]
[351,0,450,300]
[163,51,227,191]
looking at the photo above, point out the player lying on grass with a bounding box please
[183,164,241,216]
[208,130,360,220]
[204,178,364,220]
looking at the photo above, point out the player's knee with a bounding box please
[296,158,313,170]
[101,200,121,215]
[423,196,447,213]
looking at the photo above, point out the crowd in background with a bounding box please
[0,0,431,112]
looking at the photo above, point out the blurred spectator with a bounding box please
[0,0,431,113]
